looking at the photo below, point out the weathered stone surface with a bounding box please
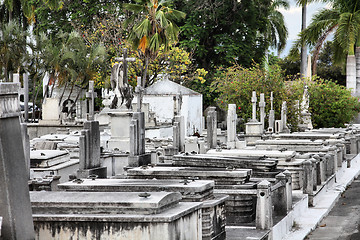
[174,153,279,172]
[33,201,202,240]
[127,166,252,187]
[0,83,34,240]
[30,150,70,167]
[31,191,183,215]
[59,178,215,201]
[31,191,203,240]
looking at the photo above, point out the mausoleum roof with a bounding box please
[144,79,201,96]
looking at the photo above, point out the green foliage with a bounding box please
[0,21,27,81]
[316,41,345,86]
[287,76,360,128]
[210,63,287,130]
[307,78,360,128]
[34,0,120,36]
[124,0,186,87]
[174,0,272,70]
[210,62,360,130]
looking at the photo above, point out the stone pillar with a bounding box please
[268,92,275,132]
[207,107,217,149]
[350,136,357,154]
[274,172,287,216]
[86,81,97,121]
[303,160,314,203]
[23,73,29,122]
[281,101,289,132]
[310,157,318,191]
[259,93,266,129]
[256,180,273,230]
[128,112,151,167]
[133,112,146,155]
[283,170,293,212]
[329,146,338,172]
[336,143,344,167]
[251,91,257,121]
[325,154,333,177]
[130,119,139,156]
[77,120,106,178]
[173,123,180,152]
[346,55,356,95]
[20,123,30,179]
[0,83,35,239]
[313,154,323,185]
[175,115,185,152]
[227,104,237,148]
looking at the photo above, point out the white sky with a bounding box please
[277,0,331,57]
[279,0,329,40]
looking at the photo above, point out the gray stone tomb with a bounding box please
[0,83,35,239]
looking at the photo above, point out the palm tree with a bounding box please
[295,0,322,77]
[292,0,360,93]
[266,0,289,56]
[124,0,186,87]
[0,21,27,81]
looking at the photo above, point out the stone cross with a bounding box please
[136,76,143,112]
[0,83,35,239]
[86,81,97,121]
[114,48,136,84]
[268,92,275,132]
[251,91,257,121]
[259,93,266,128]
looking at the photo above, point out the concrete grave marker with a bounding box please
[0,83,35,239]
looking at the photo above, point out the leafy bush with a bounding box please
[292,78,360,128]
[211,63,360,130]
[210,63,288,131]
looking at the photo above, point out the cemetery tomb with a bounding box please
[126,166,252,187]
[58,178,227,240]
[173,153,280,177]
[30,150,79,183]
[31,191,202,240]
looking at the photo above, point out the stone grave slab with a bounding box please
[58,178,215,201]
[31,191,203,240]
[30,150,69,168]
[31,191,182,215]
[207,149,296,162]
[255,139,329,152]
[58,178,227,240]
[31,159,79,183]
[126,166,252,187]
[173,153,279,173]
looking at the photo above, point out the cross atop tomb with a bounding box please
[136,76,143,112]
[114,48,136,84]
[251,91,257,121]
[86,81,97,121]
[270,92,273,110]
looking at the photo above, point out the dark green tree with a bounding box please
[174,0,272,70]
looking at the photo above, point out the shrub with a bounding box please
[211,63,360,130]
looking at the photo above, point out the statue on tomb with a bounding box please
[301,85,310,113]
[110,62,133,110]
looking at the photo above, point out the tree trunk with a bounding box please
[346,54,356,95]
[300,4,307,78]
[142,57,149,88]
[356,47,360,96]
